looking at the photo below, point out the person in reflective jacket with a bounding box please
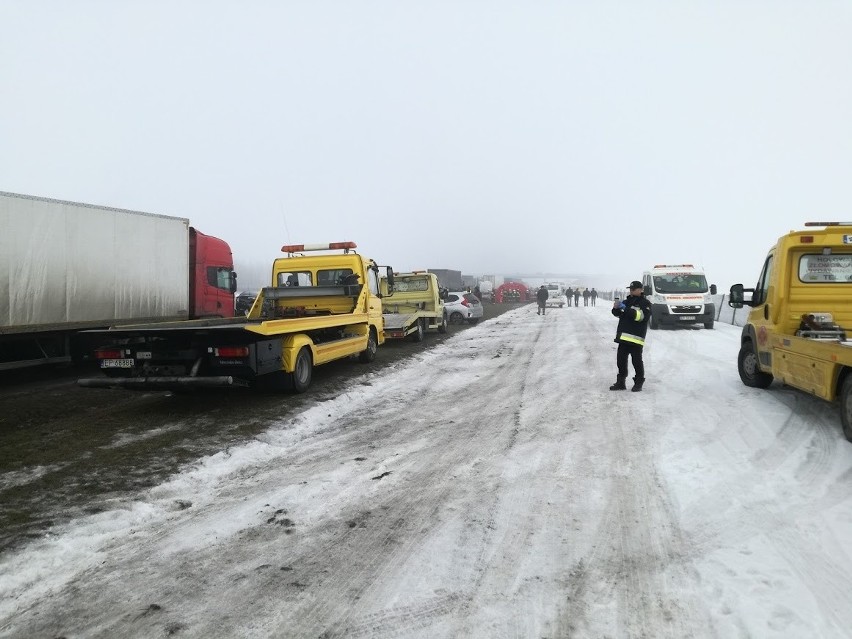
[610,280,652,392]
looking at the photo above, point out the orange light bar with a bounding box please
[281,241,357,252]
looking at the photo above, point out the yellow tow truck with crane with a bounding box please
[78,242,394,393]
[729,222,852,441]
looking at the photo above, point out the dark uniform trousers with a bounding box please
[616,342,644,379]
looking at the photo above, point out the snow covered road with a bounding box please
[2,304,852,638]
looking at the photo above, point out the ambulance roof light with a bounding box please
[281,241,358,254]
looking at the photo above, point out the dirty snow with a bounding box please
[2,303,852,638]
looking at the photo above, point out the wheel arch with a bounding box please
[282,334,316,373]
[834,365,852,401]
[740,324,758,347]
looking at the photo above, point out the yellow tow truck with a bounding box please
[729,222,852,441]
[79,242,394,393]
[380,271,448,342]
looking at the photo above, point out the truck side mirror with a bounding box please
[710,284,717,295]
[383,267,394,294]
[231,272,238,294]
[729,284,745,308]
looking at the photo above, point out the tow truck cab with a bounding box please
[380,271,447,341]
[728,222,852,441]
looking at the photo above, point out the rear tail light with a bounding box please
[214,346,250,357]
[461,298,470,307]
[95,349,123,359]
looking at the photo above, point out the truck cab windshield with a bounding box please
[653,274,708,294]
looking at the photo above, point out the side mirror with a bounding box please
[710,284,717,295]
[231,272,238,294]
[729,284,745,308]
[380,266,394,296]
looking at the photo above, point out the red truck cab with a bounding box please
[189,228,237,318]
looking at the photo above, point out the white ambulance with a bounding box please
[641,264,717,329]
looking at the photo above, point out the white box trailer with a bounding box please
[0,192,201,370]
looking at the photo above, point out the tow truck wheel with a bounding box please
[737,342,773,388]
[411,319,425,342]
[438,313,448,334]
[290,347,313,393]
[840,376,852,442]
[359,329,378,363]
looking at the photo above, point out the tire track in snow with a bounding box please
[237,315,542,637]
[341,309,579,637]
[550,312,710,639]
[1,316,537,639]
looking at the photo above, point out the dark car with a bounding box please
[234,290,258,316]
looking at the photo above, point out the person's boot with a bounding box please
[609,375,627,391]
[631,377,645,392]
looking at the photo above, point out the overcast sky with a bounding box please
[2,1,851,290]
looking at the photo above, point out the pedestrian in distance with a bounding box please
[582,288,590,306]
[590,288,598,306]
[536,285,549,315]
[610,280,652,392]
[573,289,581,307]
[565,287,573,307]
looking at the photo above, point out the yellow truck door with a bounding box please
[365,261,385,345]
[746,251,778,374]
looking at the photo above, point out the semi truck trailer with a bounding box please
[0,192,237,371]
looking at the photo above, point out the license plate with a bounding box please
[100,359,134,368]
[679,316,696,321]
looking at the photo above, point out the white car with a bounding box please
[443,291,484,324]
[544,283,564,308]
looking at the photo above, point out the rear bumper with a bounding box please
[78,376,247,390]
[384,329,413,339]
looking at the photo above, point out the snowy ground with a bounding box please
[2,303,852,638]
